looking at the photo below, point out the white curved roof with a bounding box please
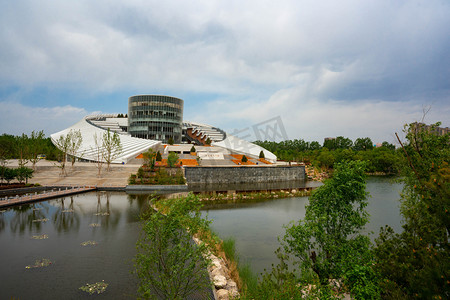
[50,117,160,164]
[212,134,277,163]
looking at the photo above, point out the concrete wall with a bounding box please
[184,166,305,184]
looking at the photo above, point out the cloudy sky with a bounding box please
[1,0,449,144]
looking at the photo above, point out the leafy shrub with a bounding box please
[156,151,162,161]
[259,150,265,159]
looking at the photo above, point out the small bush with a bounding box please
[259,151,265,159]
[156,151,162,161]
[241,155,248,163]
[190,146,196,153]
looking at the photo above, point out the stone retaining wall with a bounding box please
[184,166,305,184]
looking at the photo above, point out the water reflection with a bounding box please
[202,176,403,275]
[9,202,49,234]
[0,191,142,299]
[52,197,80,234]
[189,179,322,193]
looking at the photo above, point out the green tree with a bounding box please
[309,141,321,150]
[102,129,122,172]
[282,161,379,298]
[190,146,196,153]
[143,148,157,170]
[15,133,29,167]
[205,137,211,146]
[53,131,72,176]
[155,151,162,162]
[323,138,337,150]
[353,137,374,151]
[15,166,34,184]
[259,150,265,159]
[4,167,17,184]
[28,130,46,170]
[67,129,83,168]
[135,194,211,299]
[168,137,174,145]
[167,152,179,168]
[374,122,449,299]
[315,148,335,169]
[335,136,353,149]
[241,155,248,163]
[381,141,395,150]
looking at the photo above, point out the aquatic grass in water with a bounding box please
[94,212,109,216]
[32,218,48,223]
[81,240,98,246]
[31,234,48,239]
[79,281,108,295]
[25,258,52,269]
[222,237,237,262]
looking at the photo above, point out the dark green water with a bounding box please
[202,176,403,275]
[0,177,402,298]
[0,192,149,300]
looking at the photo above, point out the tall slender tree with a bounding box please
[102,129,122,171]
[375,122,449,299]
[67,130,83,168]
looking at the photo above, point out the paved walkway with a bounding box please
[6,159,141,187]
[0,186,96,208]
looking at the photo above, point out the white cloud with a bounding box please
[0,0,449,141]
[191,85,449,144]
[0,101,88,136]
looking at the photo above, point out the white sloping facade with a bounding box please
[212,134,277,163]
[50,117,160,164]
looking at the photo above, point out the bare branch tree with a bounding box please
[53,130,83,176]
[92,133,104,177]
[102,129,123,172]
[67,130,83,168]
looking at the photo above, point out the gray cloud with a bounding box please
[0,0,449,138]
[0,101,89,136]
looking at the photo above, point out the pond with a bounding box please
[0,177,403,297]
[201,176,403,275]
[0,192,149,299]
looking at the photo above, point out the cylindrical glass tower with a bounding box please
[128,95,184,144]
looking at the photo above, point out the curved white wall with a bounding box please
[50,117,160,164]
[212,134,277,163]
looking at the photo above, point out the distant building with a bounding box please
[50,95,277,164]
[128,95,184,144]
[411,122,450,136]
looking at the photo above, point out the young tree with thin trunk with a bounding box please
[92,133,104,177]
[53,130,83,176]
[67,130,83,168]
[28,130,46,170]
[102,129,122,172]
[15,133,29,168]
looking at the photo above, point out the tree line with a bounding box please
[254,136,400,174]
[133,122,448,299]
[0,128,122,178]
[0,131,60,164]
[245,122,449,299]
